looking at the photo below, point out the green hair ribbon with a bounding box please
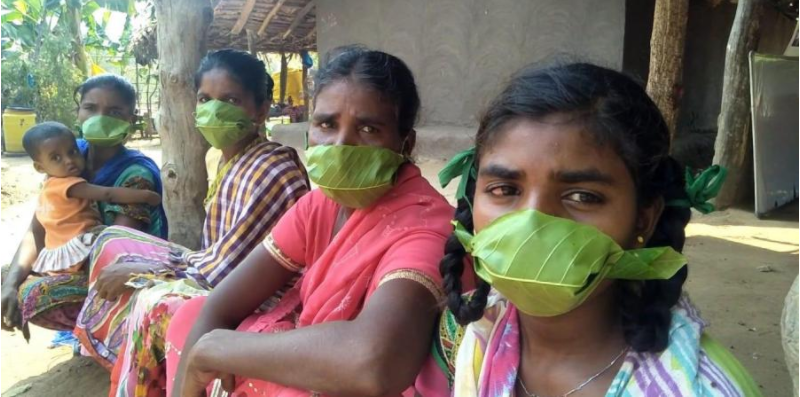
[667,165,728,214]
[438,147,477,210]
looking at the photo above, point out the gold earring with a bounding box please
[637,236,645,244]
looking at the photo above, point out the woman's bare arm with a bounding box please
[172,244,297,394]
[177,272,438,396]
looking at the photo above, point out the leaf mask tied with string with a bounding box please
[305,145,406,209]
[455,210,687,317]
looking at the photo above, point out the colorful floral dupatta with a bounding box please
[450,292,760,397]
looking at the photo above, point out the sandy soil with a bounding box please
[1,141,797,396]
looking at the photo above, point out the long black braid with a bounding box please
[618,156,692,352]
[440,62,693,352]
[440,176,491,324]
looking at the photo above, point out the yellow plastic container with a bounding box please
[2,107,36,153]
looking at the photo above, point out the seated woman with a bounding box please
[1,74,167,335]
[430,63,760,396]
[73,49,309,390]
[166,46,455,397]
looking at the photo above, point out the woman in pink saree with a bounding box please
[166,46,456,397]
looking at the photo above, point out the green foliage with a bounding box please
[1,31,84,127]
[1,0,134,60]
[1,0,136,127]
[1,52,35,107]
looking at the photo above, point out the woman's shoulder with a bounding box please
[375,163,454,219]
[236,139,305,174]
[695,333,762,396]
[662,297,761,396]
[245,138,296,159]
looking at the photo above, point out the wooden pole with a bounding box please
[257,0,288,36]
[646,0,689,142]
[282,1,314,39]
[230,0,257,35]
[246,29,257,55]
[712,0,764,209]
[279,51,288,104]
[302,59,309,121]
[155,0,213,249]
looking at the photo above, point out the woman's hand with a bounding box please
[3,216,44,336]
[177,330,235,397]
[94,262,157,301]
[1,285,22,331]
[1,284,30,340]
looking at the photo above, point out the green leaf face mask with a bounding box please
[455,209,687,317]
[82,115,131,147]
[305,144,406,209]
[195,99,255,149]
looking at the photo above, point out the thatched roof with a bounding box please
[133,0,316,65]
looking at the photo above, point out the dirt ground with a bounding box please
[1,140,797,396]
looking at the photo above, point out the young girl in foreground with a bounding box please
[432,63,760,396]
[22,122,160,277]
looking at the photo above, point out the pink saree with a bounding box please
[165,164,454,396]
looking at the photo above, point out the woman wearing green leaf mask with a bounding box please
[75,50,310,397]
[2,74,168,343]
[421,64,759,397]
[169,46,457,397]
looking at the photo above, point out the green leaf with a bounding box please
[607,247,686,280]
[12,0,27,15]
[304,145,406,208]
[1,9,23,24]
[81,0,99,17]
[465,209,687,285]
[94,0,129,13]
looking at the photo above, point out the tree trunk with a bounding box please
[712,0,764,209]
[64,4,89,78]
[155,0,213,249]
[646,0,689,142]
[279,51,288,104]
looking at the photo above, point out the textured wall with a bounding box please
[316,0,625,128]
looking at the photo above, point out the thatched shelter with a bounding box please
[133,0,316,65]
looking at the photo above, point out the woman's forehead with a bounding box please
[481,118,630,182]
[198,69,250,97]
[81,87,130,109]
[314,80,397,120]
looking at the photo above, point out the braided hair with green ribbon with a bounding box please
[438,147,477,210]
[667,165,728,214]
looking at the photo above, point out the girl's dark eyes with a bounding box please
[564,191,603,204]
[319,122,333,129]
[359,125,377,134]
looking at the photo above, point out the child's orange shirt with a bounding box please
[36,176,102,248]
